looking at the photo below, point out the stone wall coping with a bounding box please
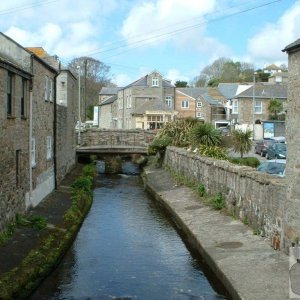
[167,146,285,187]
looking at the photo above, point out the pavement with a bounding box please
[143,165,290,300]
[0,164,83,284]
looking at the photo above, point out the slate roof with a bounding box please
[124,74,174,89]
[237,83,287,99]
[99,87,122,95]
[264,64,281,71]
[99,95,117,106]
[133,99,175,114]
[217,83,240,99]
[177,88,221,105]
[282,38,300,52]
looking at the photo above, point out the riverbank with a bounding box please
[143,164,290,300]
[0,164,93,299]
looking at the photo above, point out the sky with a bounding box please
[1,0,300,86]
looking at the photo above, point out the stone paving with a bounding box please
[143,166,291,300]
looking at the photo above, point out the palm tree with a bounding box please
[190,123,222,147]
[268,98,283,120]
[231,129,252,158]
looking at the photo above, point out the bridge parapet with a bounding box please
[78,129,156,147]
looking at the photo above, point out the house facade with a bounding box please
[116,71,177,130]
[175,87,227,126]
[0,33,77,229]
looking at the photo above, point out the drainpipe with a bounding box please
[28,55,34,204]
[53,62,60,190]
[29,82,33,202]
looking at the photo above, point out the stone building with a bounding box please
[116,71,177,130]
[175,88,227,126]
[26,47,78,186]
[282,38,300,250]
[0,35,32,229]
[0,33,77,229]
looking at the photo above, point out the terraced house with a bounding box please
[0,32,77,229]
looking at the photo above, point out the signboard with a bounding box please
[263,122,275,138]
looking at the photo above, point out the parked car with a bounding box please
[254,139,275,157]
[266,142,287,160]
[256,159,286,177]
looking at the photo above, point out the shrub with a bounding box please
[71,176,93,193]
[83,163,97,177]
[190,123,222,147]
[148,135,173,155]
[210,192,225,210]
[197,145,228,160]
[229,157,260,168]
[156,118,202,147]
[197,184,207,197]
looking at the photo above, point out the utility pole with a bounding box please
[84,59,87,121]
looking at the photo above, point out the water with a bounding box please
[30,163,229,300]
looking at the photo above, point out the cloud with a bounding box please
[113,73,133,86]
[165,69,190,84]
[120,0,216,46]
[247,1,300,66]
[2,0,120,60]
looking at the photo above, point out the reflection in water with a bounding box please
[30,162,229,300]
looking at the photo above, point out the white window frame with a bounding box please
[129,95,132,108]
[181,100,189,108]
[197,101,202,108]
[196,112,205,119]
[31,138,36,167]
[152,77,159,87]
[46,136,52,160]
[232,99,238,114]
[165,96,172,107]
[254,100,262,114]
[44,76,49,100]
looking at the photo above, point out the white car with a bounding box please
[256,159,286,177]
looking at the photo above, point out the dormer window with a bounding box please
[152,77,159,87]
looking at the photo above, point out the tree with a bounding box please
[175,80,188,87]
[68,57,112,120]
[195,58,254,87]
[231,129,252,158]
[268,98,283,120]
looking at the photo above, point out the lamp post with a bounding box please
[77,66,81,145]
[252,72,256,141]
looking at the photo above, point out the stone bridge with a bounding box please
[76,129,156,156]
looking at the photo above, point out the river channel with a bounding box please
[30,162,229,300]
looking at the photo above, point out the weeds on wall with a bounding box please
[0,163,95,300]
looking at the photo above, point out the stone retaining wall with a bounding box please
[164,146,286,249]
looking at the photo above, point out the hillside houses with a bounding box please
[0,33,78,229]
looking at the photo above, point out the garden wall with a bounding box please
[164,146,286,250]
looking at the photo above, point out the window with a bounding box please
[152,77,159,87]
[21,79,25,117]
[232,99,238,114]
[196,101,202,108]
[196,112,205,119]
[129,95,132,108]
[31,138,36,167]
[147,115,164,130]
[7,72,13,116]
[44,76,49,100]
[255,100,262,114]
[165,96,172,107]
[47,136,52,160]
[49,79,54,102]
[181,100,189,108]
